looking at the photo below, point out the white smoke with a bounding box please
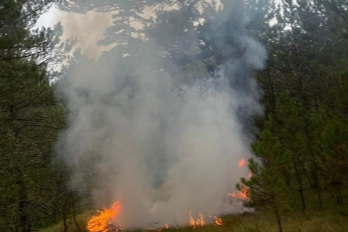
[55,0,266,229]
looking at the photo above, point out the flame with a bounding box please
[197,213,205,227]
[227,184,248,200]
[189,211,223,229]
[87,203,222,231]
[189,211,197,229]
[85,157,247,231]
[87,201,121,232]
[189,211,205,229]
[227,158,251,200]
[240,184,248,198]
[214,216,222,226]
[238,158,245,167]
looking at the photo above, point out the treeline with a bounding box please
[0,1,85,231]
[1,0,348,231]
[239,1,348,231]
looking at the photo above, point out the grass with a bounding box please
[39,211,94,232]
[39,204,348,232]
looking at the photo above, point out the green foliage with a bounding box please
[241,77,348,229]
[0,1,85,231]
[1,0,346,231]
[238,128,289,232]
[242,0,348,212]
[56,0,348,230]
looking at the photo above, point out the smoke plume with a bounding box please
[56,0,266,229]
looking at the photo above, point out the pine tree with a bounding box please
[238,128,289,232]
[319,71,348,205]
[0,1,77,231]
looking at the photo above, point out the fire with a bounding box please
[213,216,222,226]
[189,211,205,229]
[87,202,222,231]
[228,185,249,200]
[86,201,121,232]
[227,157,251,200]
[189,211,222,229]
[238,158,245,167]
[239,184,248,198]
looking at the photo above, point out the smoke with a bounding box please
[55,10,113,58]
[56,0,266,229]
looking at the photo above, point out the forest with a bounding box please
[0,0,347,232]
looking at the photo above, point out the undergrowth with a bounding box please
[39,204,348,232]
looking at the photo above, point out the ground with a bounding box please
[39,204,348,232]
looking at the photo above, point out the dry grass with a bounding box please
[39,205,348,232]
[161,207,347,232]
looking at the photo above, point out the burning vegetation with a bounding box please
[189,211,205,229]
[87,201,121,232]
[86,160,251,231]
[188,211,223,229]
[87,205,224,231]
[57,0,265,229]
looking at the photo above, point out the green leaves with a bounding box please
[241,66,348,228]
[0,1,74,231]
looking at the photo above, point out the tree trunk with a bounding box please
[293,156,306,212]
[72,195,82,232]
[17,179,30,232]
[272,195,283,232]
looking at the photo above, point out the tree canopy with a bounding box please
[1,0,348,231]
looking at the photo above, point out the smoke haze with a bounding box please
[56,0,266,228]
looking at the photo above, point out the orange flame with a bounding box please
[238,158,245,167]
[214,216,222,226]
[189,211,205,229]
[227,158,251,201]
[240,185,248,199]
[227,184,249,200]
[197,213,205,227]
[87,201,121,232]
[189,211,196,229]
